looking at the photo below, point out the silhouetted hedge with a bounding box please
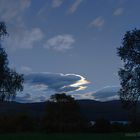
[0,114,139,133]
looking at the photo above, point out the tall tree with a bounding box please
[117,29,140,108]
[0,22,24,101]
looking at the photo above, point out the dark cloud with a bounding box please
[92,86,120,101]
[15,73,89,103]
[72,86,120,101]
[15,93,48,103]
[17,73,120,103]
[24,72,89,93]
[15,85,119,103]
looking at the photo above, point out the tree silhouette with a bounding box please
[0,22,24,101]
[117,29,140,108]
[0,22,8,38]
[43,93,88,132]
[50,93,75,103]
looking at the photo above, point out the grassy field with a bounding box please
[0,133,137,140]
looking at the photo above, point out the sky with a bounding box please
[0,0,140,102]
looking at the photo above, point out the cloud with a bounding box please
[44,34,75,52]
[52,0,64,8]
[24,72,89,93]
[92,86,120,101]
[68,0,83,13]
[0,0,43,50]
[15,72,89,103]
[16,85,120,103]
[0,0,43,51]
[89,17,105,28]
[113,8,123,16]
[72,92,94,100]
[0,0,31,21]
[73,86,120,101]
[5,26,44,50]
[15,93,48,103]
[15,78,121,103]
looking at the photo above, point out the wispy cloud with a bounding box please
[44,34,75,52]
[89,16,105,28]
[68,0,83,13]
[113,8,124,16]
[0,0,31,21]
[52,0,64,8]
[5,26,44,50]
[0,0,42,50]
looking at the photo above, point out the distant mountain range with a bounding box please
[77,100,140,121]
[0,100,139,121]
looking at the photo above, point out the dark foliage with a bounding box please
[0,110,139,133]
[0,22,24,101]
[0,22,8,39]
[42,93,89,132]
[92,118,111,133]
[117,29,140,108]
[0,114,39,133]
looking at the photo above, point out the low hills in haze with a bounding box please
[0,100,139,121]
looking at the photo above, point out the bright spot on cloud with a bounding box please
[69,74,90,91]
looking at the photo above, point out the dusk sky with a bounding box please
[0,0,140,102]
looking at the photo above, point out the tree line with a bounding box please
[0,93,140,133]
